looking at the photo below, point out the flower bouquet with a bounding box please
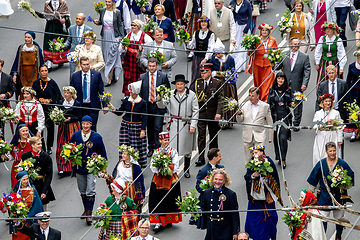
[327,165,353,189]
[148,49,167,65]
[99,92,113,110]
[199,171,212,190]
[324,118,345,131]
[94,0,105,14]
[143,18,158,36]
[66,52,79,64]
[14,158,40,180]
[156,84,171,101]
[152,150,172,176]
[121,37,131,47]
[0,107,17,123]
[291,91,307,108]
[49,37,66,53]
[345,100,360,128]
[282,210,304,238]
[264,49,286,63]
[302,0,311,8]
[50,106,66,125]
[217,67,238,84]
[176,189,200,220]
[276,8,295,38]
[86,14,94,22]
[94,203,112,229]
[118,144,140,160]
[0,140,13,156]
[135,0,149,8]
[86,153,108,176]
[173,23,191,47]
[0,193,30,220]
[221,97,239,113]
[240,34,261,50]
[18,0,39,18]
[60,143,84,166]
[245,154,273,176]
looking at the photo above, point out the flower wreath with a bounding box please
[318,93,334,102]
[118,144,140,160]
[197,17,211,23]
[83,31,97,42]
[21,87,36,96]
[63,86,77,95]
[354,49,360,57]
[321,22,341,34]
[258,23,273,31]
[249,145,266,152]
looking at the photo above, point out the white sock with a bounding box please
[188,51,194,57]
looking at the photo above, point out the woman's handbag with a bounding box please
[252,4,260,16]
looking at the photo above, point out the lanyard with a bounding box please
[275,90,285,100]
[318,1,325,13]
[294,12,303,28]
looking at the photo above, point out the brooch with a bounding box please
[86,141,93,148]
[219,194,226,202]
[13,147,20,153]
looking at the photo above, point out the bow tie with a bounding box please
[214,188,223,192]
[217,10,222,18]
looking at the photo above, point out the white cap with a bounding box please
[213,38,225,53]
[35,211,52,222]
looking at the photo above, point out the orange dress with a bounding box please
[13,189,34,240]
[248,36,278,102]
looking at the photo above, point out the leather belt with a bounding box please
[209,217,224,221]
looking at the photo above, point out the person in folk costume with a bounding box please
[111,145,145,212]
[106,81,148,167]
[292,189,326,240]
[149,132,182,233]
[10,171,44,240]
[29,0,71,70]
[32,64,62,154]
[10,31,44,100]
[307,141,354,240]
[247,23,277,102]
[98,178,138,240]
[244,145,283,240]
[157,74,199,178]
[55,86,81,178]
[201,168,240,240]
[69,115,107,225]
[120,20,153,96]
[187,16,215,84]
[314,22,347,89]
[21,137,56,209]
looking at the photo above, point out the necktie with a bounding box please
[83,73,88,100]
[41,230,45,239]
[217,10,222,18]
[78,27,81,43]
[205,81,208,91]
[331,82,335,95]
[150,74,155,103]
[290,53,295,68]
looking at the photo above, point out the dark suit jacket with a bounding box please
[64,24,93,52]
[0,71,15,102]
[99,8,125,38]
[139,71,170,115]
[143,0,177,22]
[17,223,61,240]
[316,79,349,121]
[275,50,311,92]
[70,69,105,109]
[195,163,224,194]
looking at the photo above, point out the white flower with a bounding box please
[286,28,291,32]
[276,14,280,17]
[281,16,285,21]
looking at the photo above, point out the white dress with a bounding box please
[300,209,327,240]
[312,109,343,166]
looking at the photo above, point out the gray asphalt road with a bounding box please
[0,0,359,239]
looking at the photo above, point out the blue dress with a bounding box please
[346,62,360,103]
[152,16,175,42]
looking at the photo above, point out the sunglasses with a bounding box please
[214,2,221,4]
[131,24,138,27]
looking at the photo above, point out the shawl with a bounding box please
[42,0,70,20]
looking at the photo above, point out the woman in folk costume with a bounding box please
[10,31,44,100]
[10,171,44,240]
[120,20,153,96]
[247,23,277,102]
[107,81,148,167]
[98,178,138,240]
[149,132,182,233]
[29,0,71,69]
[244,145,283,240]
[112,145,145,212]
[292,189,326,240]
[312,94,343,166]
[314,22,346,88]
[55,86,81,178]
[157,74,199,178]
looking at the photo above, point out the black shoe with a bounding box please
[187,56,193,62]
[277,160,281,165]
[165,223,172,228]
[147,149,154,157]
[282,164,286,169]
[189,216,196,225]
[47,149,52,155]
[153,224,163,233]
[184,172,190,178]
[105,83,112,87]
[195,160,205,167]
[293,127,300,132]
[57,63,64,68]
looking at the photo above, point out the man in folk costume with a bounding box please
[157,74,199,178]
[30,0,71,70]
[201,168,240,240]
[193,63,224,167]
[149,132,182,233]
[69,115,107,225]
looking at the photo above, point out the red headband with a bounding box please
[159,133,170,139]
[112,181,124,192]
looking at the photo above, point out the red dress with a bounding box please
[10,142,32,188]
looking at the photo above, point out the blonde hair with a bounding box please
[326,65,337,73]
[155,4,165,12]
[319,97,335,109]
[209,168,232,187]
[29,136,42,146]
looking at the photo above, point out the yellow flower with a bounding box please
[64,149,71,157]
[350,112,358,121]
[285,18,288,21]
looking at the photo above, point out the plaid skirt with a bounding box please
[119,121,147,166]
[316,59,342,91]
[191,55,203,84]
[98,220,122,240]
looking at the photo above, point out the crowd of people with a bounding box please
[0,0,360,239]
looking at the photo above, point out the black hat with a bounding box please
[171,74,189,84]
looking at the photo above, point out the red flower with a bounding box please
[329,24,333,28]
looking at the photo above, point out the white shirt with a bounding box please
[148,71,157,102]
[15,99,46,132]
[328,78,338,108]
[209,162,216,169]
[290,50,298,71]
[211,55,227,77]
[41,226,49,240]
[251,102,260,119]
[235,3,243,12]
[62,99,75,108]
[82,71,91,103]
[116,0,131,30]
[81,131,90,142]
[333,0,352,8]
[314,35,347,70]
[104,10,114,27]
[116,161,133,182]
[187,30,215,60]
[119,31,153,52]
[204,78,210,89]
[51,0,59,11]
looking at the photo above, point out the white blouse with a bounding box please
[150,146,179,174]
[104,10,113,27]
[115,161,133,183]
[15,99,45,132]
[187,29,215,60]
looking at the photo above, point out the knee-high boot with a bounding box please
[184,156,191,178]
[85,196,95,225]
[80,194,87,219]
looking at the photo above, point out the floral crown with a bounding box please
[21,87,36,96]
[83,31,97,41]
[63,86,77,95]
[197,17,211,23]
[321,22,341,34]
[318,93,334,102]
[354,49,360,57]
[118,144,140,160]
[258,23,273,31]
[249,145,266,152]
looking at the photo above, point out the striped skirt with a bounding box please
[316,59,341,91]
[56,122,80,172]
[98,220,122,240]
[119,121,147,166]
[187,13,201,36]
[191,55,203,84]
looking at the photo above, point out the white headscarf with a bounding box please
[213,38,225,53]
[128,81,142,103]
[111,178,126,194]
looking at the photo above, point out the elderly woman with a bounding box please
[55,86,81,178]
[288,0,315,53]
[11,31,44,100]
[244,145,283,240]
[187,16,215,83]
[112,145,145,211]
[107,81,148,167]
[74,31,105,72]
[314,22,346,87]
[121,20,153,96]
[142,0,177,22]
[313,94,343,165]
[15,87,45,138]
[248,23,277,102]
[309,0,336,42]
[94,0,125,87]
[151,4,175,42]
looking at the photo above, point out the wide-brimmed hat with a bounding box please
[171,74,189,84]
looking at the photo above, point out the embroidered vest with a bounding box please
[20,102,38,125]
[322,36,338,61]
[195,30,213,58]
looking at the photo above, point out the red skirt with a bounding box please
[43,50,70,64]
